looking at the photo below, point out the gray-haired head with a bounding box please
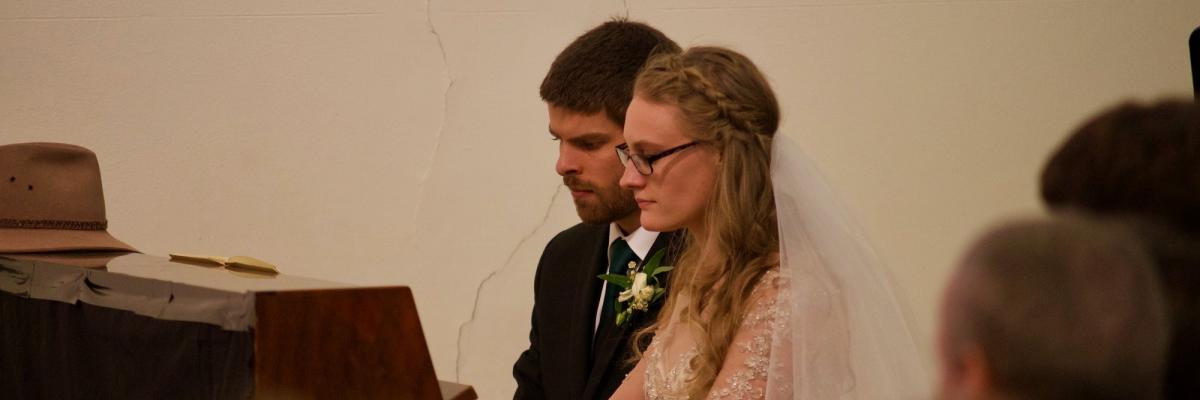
[939,215,1168,400]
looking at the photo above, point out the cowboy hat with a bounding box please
[0,142,136,253]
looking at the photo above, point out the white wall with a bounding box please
[3,0,1196,398]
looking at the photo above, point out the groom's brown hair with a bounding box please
[540,18,679,126]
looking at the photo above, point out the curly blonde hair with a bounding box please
[628,46,781,399]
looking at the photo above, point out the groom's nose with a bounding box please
[556,146,580,177]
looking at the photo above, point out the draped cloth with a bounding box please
[765,136,929,399]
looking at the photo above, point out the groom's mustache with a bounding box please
[563,176,594,192]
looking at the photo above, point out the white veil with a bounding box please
[765,135,929,399]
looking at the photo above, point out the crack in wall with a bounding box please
[455,184,564,381]
[623,0,630,17]
[408,0,455,243]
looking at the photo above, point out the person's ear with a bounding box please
[959,344,994,398]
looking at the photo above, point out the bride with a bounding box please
[609,46,926,399]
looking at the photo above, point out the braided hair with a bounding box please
[627,46,782,399]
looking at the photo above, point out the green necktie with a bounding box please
[601,238,638,325]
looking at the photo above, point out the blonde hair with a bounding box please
[629,46,781,399]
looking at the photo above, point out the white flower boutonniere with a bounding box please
[597,248,672,326]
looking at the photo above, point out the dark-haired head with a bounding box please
[1041,99,1200,234]
[1040,99,1200,398]
[541,18,680,126]
[543,19,678,227]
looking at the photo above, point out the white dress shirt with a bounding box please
[593,223,660,335]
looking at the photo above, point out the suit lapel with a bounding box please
[568,225,610,397]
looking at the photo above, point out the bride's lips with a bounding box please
[636,197,655,208]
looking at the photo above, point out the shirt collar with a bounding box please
[608,223,660,260]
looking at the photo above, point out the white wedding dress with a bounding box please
[623,136,928,399]
[643,269,789,399]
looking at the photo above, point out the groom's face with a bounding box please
[549,105,639,225]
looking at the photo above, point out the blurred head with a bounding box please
[1130,220,1200,399]
[1041,99,1200,234]
[1040,99,1200,397]
[938,216,1168,400]
[622,46,781,399]
[541,18,678,227]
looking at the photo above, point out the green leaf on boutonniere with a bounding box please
[642,249,667,276]
[614,299,631,326]
[597,274,633,289]
[600,248,675,327]
[650,266,672,277]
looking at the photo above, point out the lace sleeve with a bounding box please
[706,270,791,400]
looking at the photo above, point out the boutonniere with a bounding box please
[598,248,672,326]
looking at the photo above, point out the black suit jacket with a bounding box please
[513,223,680,400]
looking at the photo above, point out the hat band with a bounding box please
[0,218,107,231]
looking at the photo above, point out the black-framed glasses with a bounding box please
[616,141,700,175]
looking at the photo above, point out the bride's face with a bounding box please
[619,95,720,233]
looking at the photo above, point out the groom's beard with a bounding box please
[564,176,638,225]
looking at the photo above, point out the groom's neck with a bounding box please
[615,213,641,235]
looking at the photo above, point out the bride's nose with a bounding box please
[619,161,646,190]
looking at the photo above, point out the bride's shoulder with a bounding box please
[748,261,790,306]
[739,263,791,330]
[754,253,789,292]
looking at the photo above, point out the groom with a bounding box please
[513,19,680,400]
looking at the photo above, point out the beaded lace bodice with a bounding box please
[643,269,790,399]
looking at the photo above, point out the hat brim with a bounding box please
[0,251,134,269]
[0,228,137,253]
